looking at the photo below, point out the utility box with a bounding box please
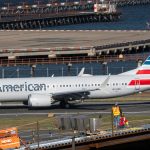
[57,115,89,132]
[56,115,72,130]
[89,118,101,133]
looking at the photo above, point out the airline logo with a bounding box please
[136,56,150,75]
[0,82,47,92]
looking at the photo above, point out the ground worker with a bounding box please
[112,102,122,128]
[119,114,129,128]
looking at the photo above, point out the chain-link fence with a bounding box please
[1,112,149,147]
[0,61,137,78]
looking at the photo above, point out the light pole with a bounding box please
[31,64,36,77]
[102,62,107,75]
[67,62,72,76]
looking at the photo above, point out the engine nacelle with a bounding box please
[28,94,53,107]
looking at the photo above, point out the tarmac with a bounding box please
[0,30,150,49]
[0,101,150,115]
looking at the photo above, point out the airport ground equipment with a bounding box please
[0,127,20,149]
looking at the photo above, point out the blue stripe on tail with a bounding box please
[143,56,150,65]
[147,57,150,61]
[144,61,150,65]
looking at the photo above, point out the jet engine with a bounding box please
[28,94,53,107]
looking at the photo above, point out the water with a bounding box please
[45,5,150,30]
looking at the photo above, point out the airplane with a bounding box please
[0,55,150,108]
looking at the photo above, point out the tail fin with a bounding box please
[120,55,150,75]
[136,56,150,75]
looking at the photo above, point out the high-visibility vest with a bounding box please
[112,106,120,116]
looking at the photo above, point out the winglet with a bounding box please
[100,74,111,88]
[78,68,93,76]
[78,68,85,76]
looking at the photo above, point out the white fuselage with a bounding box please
[0,74,149,102]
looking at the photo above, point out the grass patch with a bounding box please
[0,113,150,132]
[99,114,150,130]
[0,115,57,131]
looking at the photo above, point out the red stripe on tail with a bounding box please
[136,70,150,74]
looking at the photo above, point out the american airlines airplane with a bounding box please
[0,55,150,108]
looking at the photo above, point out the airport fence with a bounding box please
[0,65,136,78]
[1,112,149,146]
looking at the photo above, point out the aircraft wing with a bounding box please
[50,75,111,101]
[51,88,99,101]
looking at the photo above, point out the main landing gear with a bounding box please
[60,101,71,109]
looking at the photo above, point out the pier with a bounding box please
[114,0,150,6]
[0,1,120,30]
[0,0,149,29]
[0,12,120,30]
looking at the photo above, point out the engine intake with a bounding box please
[28,94,53,107]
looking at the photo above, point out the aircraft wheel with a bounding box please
[64,103,70,109]
[60,101,70,109]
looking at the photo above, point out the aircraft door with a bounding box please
[135,79,140,91]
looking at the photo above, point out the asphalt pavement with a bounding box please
[0,101,150,116]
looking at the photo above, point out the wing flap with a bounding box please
[51,88,98,101]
